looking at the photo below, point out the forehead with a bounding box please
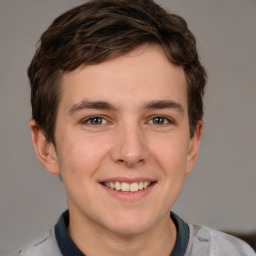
[59,44,187,112]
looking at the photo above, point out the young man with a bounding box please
[14,0,255,255]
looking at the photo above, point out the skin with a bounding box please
[30,44,203,256]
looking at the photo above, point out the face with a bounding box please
[31,44,202,236]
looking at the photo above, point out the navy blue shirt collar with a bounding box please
[55,210,84,256]
[170,212,189,256]
[55,210,189,256]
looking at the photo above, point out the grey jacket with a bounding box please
[9,224,255,256]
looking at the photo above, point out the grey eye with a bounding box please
[151,117,169,125]
[86,117,106,125]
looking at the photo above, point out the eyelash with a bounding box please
[81,115,108,126]
[81,115,174,127]
[148,116,174,126]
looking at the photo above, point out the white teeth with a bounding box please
[115,181,121,191]
[143,181,149,189]
[130,183,139,192]
[110,181,115,189]
[121,182,129,192]
[104,181,152,192]
[138,181,144,190]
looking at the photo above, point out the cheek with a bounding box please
[56,133,111,177]
[149,134,190,174]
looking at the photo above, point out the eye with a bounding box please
[149,116,172,125]
[82,116,107,126]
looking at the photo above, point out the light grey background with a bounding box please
[0,0,255,254]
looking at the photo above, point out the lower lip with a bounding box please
[100,182,156,202]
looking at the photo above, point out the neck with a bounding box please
[68,210,177,256]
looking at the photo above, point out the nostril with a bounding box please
[116,157,145,168]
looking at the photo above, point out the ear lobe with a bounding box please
[29,120,60,175]
[186,121,203,175]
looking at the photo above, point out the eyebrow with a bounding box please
[69,100,117,115]
[68,99,184,115]
[143,100,184,113]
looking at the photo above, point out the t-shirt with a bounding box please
[10,210,256,256]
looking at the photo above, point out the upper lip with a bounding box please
[99,177,157,183]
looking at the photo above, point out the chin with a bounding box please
[104,211,156,236]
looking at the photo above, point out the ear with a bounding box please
[29,119,60,175]
[186,121,203,175]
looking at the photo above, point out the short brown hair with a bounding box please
[28,0,207,144]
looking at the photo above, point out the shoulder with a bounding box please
[8,229,62,256]
[187,224,256,256]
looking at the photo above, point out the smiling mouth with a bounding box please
[101,181,154,192]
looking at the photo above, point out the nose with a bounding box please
[110,123,149,168]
